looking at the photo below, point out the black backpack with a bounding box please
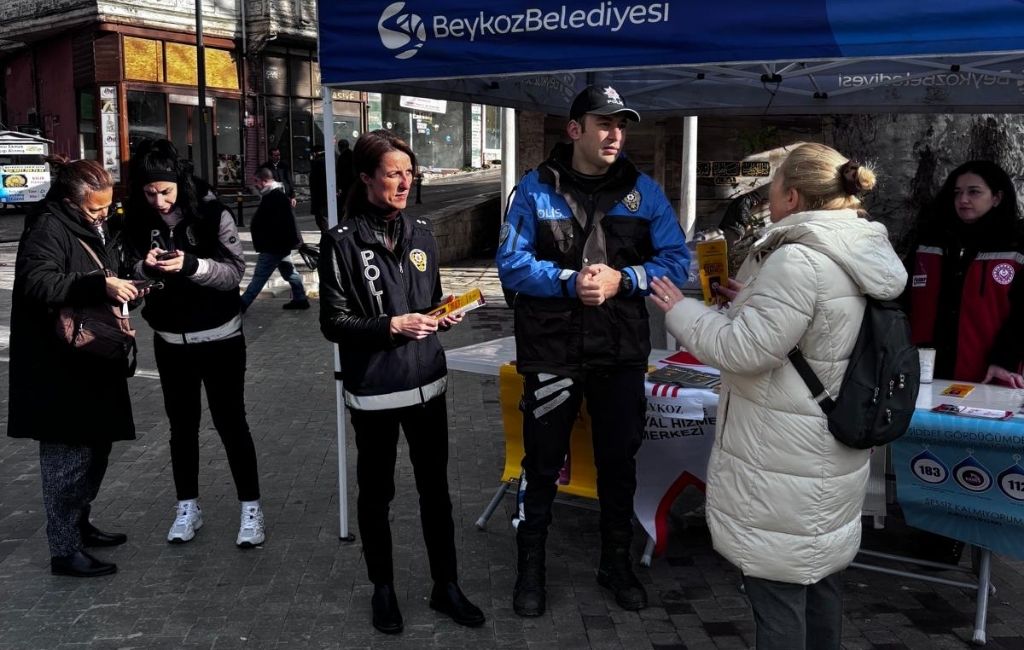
[789,298,920,449]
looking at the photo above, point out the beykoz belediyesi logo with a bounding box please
[378,2,427,60]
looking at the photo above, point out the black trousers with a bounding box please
[514,369,646,543]
[742,571,844,650]
[154,335,260,502]
[39,441,112,557]
[350,395,457,586]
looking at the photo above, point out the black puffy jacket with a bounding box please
[318,211,448,410]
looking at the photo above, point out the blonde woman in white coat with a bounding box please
[650,143,907,650]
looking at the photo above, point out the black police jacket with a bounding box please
[318,211,448,410]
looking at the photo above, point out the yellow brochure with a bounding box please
[426,288,485,320]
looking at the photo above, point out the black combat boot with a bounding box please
[513,533,547,617]
[597,542,647,611]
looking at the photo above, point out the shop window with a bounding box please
[215,98,242,185]
[289,57,311,98]
[165,43,199,86]
[165,43,238,89]
[263,56,288,97]
[379,95,465,171]
[206,49,239,90]
[485,105,502,151]
[127,90,167,153]
[124,37,164,83]
[264,96,291,167]
[292,98,312,176]
[78,90,97,160]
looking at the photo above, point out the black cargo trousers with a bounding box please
[512,368,646,545]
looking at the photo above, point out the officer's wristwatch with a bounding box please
[618,270,634,295]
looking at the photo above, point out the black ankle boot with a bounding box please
[80,521,127,547]
[371,583,403,634]
[513,536,547,617]
[429,581,486,627]
[597,545,647,611]
[50,551,117,577]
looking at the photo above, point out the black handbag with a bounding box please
[299,243,320,271]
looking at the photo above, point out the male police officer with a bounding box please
[497,86,690,616]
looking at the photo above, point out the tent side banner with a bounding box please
[318,0,1024,86]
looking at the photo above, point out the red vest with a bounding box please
[910,245,1023,381]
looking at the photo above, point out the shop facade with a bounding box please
[0,2,501,195]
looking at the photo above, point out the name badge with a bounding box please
[912,274,927,288]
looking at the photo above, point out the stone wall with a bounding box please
[827,113,1024,255]
[430,196,501,264]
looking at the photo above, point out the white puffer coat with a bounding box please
[665,209,907,584]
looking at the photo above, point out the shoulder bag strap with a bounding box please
[787,348,836,413]
[74,237,111,275]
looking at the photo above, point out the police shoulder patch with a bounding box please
[499,222,512,247]
[623,189,642,213]
[409,248,428,272]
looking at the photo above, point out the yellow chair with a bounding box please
[476,363,598,529]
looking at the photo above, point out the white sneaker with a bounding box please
[236,504,265,548]
[167,500,203,543]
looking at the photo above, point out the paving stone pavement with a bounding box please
[1,244,1024,649]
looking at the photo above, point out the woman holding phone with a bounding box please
[124,139,265,548]
[9,157,141,576]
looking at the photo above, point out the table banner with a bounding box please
[634,384,718,557]
[891,410,1024,560]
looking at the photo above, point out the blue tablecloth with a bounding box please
[891,410,1024,560]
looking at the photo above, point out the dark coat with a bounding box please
[259,159,294,198]
[251,186,302,254]
[8,200,136,444]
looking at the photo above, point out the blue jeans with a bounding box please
[240,251,306,307]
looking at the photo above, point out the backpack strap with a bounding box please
[788,347,837,413]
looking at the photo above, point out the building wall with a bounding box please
[3,53,35,129]
[36,38,79,157]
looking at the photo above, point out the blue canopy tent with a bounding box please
[314,6,1023,642]
[318,1,1024,116]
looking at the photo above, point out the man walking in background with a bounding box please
[240,168,309,311]
[259,148,296,208]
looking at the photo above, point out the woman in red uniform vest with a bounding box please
[908,160,1023,565]
[909,160,1024,387]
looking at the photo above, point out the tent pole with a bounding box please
[680,115,697,240]
[668,115,698,350]
[322,88,353,542]
[500,107,516,218]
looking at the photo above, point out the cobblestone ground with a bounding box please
[1,246,1023,649]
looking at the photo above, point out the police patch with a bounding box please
[499,222,512,247]
[623,189,641,212]
[993,262,1015,285]
[409,249,428,272]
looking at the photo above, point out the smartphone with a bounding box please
[132,279,163,290]
[157,251,178,261]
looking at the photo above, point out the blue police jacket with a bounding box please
[497,143,690,376]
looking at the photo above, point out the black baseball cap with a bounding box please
[569,85,641,123]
